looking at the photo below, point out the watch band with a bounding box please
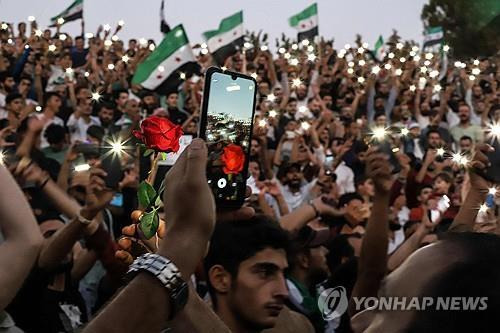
[127,253,189,319]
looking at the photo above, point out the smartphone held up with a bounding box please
[199,67,257,208]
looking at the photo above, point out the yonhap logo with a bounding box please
[318,286,349,320]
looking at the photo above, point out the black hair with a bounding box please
[5,92,22,105]
[44,92,61,106]
[75,36,83,41]
[0,71,13,83]
[338,192,364,207]
[459,135,473,143]
[406,233,500,332]
[426,128,441,138]
[113,88,129,100]
[19,74,32,83]
[44,124,66,145]
[204,216,290,307]
[287,97,297,104]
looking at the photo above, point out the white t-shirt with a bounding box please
[335,161,355,195]
[33,113,65,148]
[67,114,101,143]
[279,180,316,211]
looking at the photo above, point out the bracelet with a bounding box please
[309,202,320,218]
[39,176,50,189]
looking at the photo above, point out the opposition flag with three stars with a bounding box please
[203,11,244,65]
[132,24,199,95]
[289,3,318,41]
[50,0,83,27]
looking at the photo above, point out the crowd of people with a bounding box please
[0,17,499,333]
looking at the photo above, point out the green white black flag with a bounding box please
[289,3,318,41]
[50,0,83,26]
[373,35,385,61]
[203,11,244,65]
[423,26,443,49]
[132,25,198,94]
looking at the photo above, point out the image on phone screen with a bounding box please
[203,70,256,204]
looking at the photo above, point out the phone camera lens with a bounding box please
[231,75,237,80]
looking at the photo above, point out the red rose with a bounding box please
[133,116,183,152]
[221,144,245,175]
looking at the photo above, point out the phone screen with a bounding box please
[201,68,256,206]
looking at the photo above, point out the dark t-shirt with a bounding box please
[167,107,188,125]
[7,266,87,333]
[70,48,89,68]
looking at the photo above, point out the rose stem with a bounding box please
[146,152,161,186]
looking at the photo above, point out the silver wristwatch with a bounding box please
[127,253,189,319]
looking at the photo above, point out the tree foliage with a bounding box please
[421,0,500,58]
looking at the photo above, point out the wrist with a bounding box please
[80,206,98,221]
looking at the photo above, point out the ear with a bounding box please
[208,265,232,294]
[297,252,310,270]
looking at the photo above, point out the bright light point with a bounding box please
[139,38,148,47]
[412,46,419,52]
[486,121,500,140]
[452,153,462,163]
[372,127,387,140]
[338,52,345,59]
[347,68,354,74]
[362,42,369,48]
[110,141,124,154]
[178,72,186,80]
[84,71,90,78]
[107,64,115,70]
[372,66,381,74]
[472,68,480,75]
[307,53,316,62]
[420,66,428,73]
[258,119,267,127]
[436,148,446,156]
[298,106,308,113]
[388,52,395,59]
[104,40,112,47]
[1,23,8,30]
[424,60,431,66]
[267,93,276,102]
[359,60,366,66]
[469,75,476,81]
[479,204,488,214]
[269,110,277,117]
[59,34,67,41]
[200,48,208,55]
[473,59,480,66]
[85,32,94,39]
[301,122,311,130]
[158,65,165,72]
[395,68,403,76]
[278,47,286,54]
[148,44,155,51]
[443,45,450,52]
[301,39,310,46]
[413,55,421,62]
[290,58,299,66]
[250,73,258,79]
[118,20,125,26]
[410,51,416,57]
[35,29,42,37]
[284,52,291,59]
[74,164,90,172]
[400,57,406,63]
[103,24,111,31]
[201,43,207,49]
[0,151,4,165]
[396,42,404,49]
[348,61,355,67]
[425,53,433,60]
[48,45,56,52]
[409,84,416,92]
[65,68,73,75]
[400,127,409,136]
[243,42,252,49]
[358,77,365,83]
[260,45,268,51]
[358,47,365,54]
[111,35,119,42]
[430,70,439,78]
[57,17,65,25]
[488,187,497,195]
[384,64,392,70]
[35,106,42,112]
[307,45,314,52]
[121,55,129,63]
[344,43,351,49]
[91,91,101,101]
[291,44,298,50]
[434,84,442,92]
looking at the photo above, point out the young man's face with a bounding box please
[116,92,129,108]
[167,93,178,108]
[285,168,303,188]
[7,98,23,114]
[458,105,470,122]
[227,248,288,330]
[46,95,62,111]
[460,138,473,153]
[286,101,297,115]
[417,187,432,203]
[125,100,140,117]
[18,79,32,95]
[250,139,261,157]
[427,133,441,149]
[306,246,330,282]
[2,76,15,92]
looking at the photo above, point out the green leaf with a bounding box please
[143,149,154,157]
[161,152,167,160]
[137,181,157,208]
[139,210,159,239]
[155,195,163,207]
